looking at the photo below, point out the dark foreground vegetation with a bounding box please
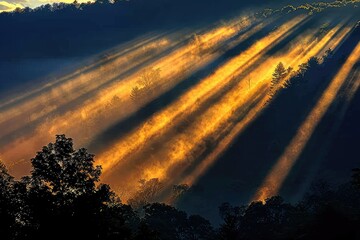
[0,135,359,240]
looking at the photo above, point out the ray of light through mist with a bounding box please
[95,16,306,177]
[1,9,359,207]
[253,42,360,202]
[0,15,257,173]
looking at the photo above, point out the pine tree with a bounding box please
[270,62,287,96]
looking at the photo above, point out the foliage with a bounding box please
[0,135,134,239]
[131,68,161,104]
[1,135,360,239]
[142,203,215,240]
[171,184,190,203]
[30,134,101,198]
[260,0,360,17]
[0,162,15,239]
[128,178,165,210]
[269,62,289,96]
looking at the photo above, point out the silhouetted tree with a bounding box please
[142,203,188,240]
[185,215,214,240]
[138,68,161,92]
[98,198,139,239]
[242,196,296,240]
[30,134,101,197]
[133,222,160,240]
[0,162,15,239]
[1,134,360,240]
[190,34,204,57]
[131,86,144,103]
[26,135,117,239]
[218,203,243,240]
[170,184,190,203]
[130,68,161,104]
[128,178,164,210]
[323,48,334,62]
[270,62,287,96]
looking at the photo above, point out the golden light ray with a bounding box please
[167,21,352,203]
[268,22,349,91]
[139,32,320,184]
[0,36,174,136]
[0,33,168,111]
[123,86,269,202]
[0,15,259,174]
[295,68,360,199]
[1,15,255,122]
[183,26,344,185]
[343,70,360,103]
[95,16,305,175]
[101,23,324,200]
[0,34,167,110]
[31,17,253,138]
[321,25,352,54]
[293,23,344,64]
[149,21,342,181]
[182,90,269,187]
[3,20,244,133]
[120,22,350,202]
[0,32,167,111]
[252,42,360,202]
[142,44,310,178]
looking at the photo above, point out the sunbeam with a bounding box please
[112,21,355,203]
[1,0,360,238]
[0,14,259,175]
[0,35,173,134]
[94,16,306,178]
[98,18,332,201]
[0,32,165,110]
[252,42,360,202]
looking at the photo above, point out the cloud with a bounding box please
[0,0,93,12]
[3,0,26,4]
[0,1,24,11]
[0,0,90,11]
[0,4,10,10]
